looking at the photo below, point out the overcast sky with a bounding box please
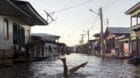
[27,0,139,46]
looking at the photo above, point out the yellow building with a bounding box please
[125,2,140,57]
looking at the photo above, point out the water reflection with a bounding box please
[0,64,34,78]
[134,66,140,78]
[0,53,139,78]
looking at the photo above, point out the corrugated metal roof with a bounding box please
[31,33,60,41]
[107,27,130,34]
[32,33,60,37]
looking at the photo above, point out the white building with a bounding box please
[0,0,48,64]
[31,33,60,59]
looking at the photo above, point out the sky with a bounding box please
[25,0,140,46]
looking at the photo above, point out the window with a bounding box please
[3,18,9,40]
[13,23,25,45]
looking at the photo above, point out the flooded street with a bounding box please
[0,53,140,78]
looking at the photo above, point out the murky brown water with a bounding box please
[0,53,139,78]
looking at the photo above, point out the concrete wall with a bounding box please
[0,15,31,49]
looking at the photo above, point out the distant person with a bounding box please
[13,40,19,58]
[48,45,52,52]
[13,40,19,52]
[94,44,101,54]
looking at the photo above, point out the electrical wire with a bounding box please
[85,0,106,31]
[85,0,119,38]
[54,0,93,13]
[88,15,99,31]
[103,0,120,11]
[85,0,115,32]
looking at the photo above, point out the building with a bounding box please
[125,2,140,57]
[31,33,60,59]
[57,43,68,54]
[0,0,48,64]
[104,27,130,56]
[91,33,101,55]
[88,39,99,55]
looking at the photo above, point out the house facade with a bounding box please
[116,34,130,56]
[125,2,140,57]
[31,33,60,59]
[0,0,48,64]
[88,39,99,55]
[104,27,130,56]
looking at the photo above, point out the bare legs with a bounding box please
[69,61,88,73]
[60,57,68,76]
[60,57,88,76]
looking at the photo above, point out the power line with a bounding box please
[103,0,120,11]
[89,15,99,31]
[54,0,93,13]
[87,0,120,31]
[87,0,118,31]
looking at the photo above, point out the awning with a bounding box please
[130,24,140,31]
[0,0,29,17]
[119,38,129,42]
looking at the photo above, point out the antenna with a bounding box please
[44,10,56,24]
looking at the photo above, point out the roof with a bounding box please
[104,27,130,38]
[0,0,48,26]
[0,0,28,16]
[31,33,60,42]
[57,43,66,46]
[106,27,130,34]
[125,2,140,15]
[88,39,97,43]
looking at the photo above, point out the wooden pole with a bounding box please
[99,7,104,57]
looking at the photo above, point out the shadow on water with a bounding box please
[38,72,92,78]
[58,73,92,78]
[0,64,34,78]
[133,66,140,78]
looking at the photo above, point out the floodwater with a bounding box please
[0,53,140,78]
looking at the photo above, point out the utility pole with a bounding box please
[87,30,90,42]
[80,34,85,45]
[79,34,85,53]
[99,7,104,57]
[89,7,104,57]
[87,30,90,54]
[106,19,109,27]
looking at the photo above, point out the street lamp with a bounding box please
[89,7,104,57]
[89,9,99,15]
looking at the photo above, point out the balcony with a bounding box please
[130,24,140,31]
